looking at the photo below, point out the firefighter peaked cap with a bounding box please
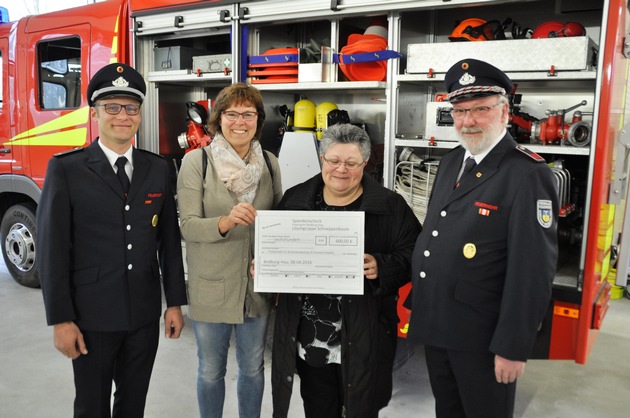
[87,63,146,106]
[339,17,389,82]
[444,58,513,103]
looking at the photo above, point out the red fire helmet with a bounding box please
[532,21,586,39]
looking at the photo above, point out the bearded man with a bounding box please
[406,58,559,418]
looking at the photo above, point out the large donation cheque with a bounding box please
[254,211,365,295]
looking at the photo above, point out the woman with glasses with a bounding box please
[270,123,421,418]
[177,83,282,418]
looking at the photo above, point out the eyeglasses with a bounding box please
[450,103,501,120]
[95,103,141,116]
[222,111,258,122]
[322,156,365,170]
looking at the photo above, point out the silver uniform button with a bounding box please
[127,264,133,270]
[424,250,430,257]
[127,244,132,250]
[432,230,439,237]
[126,225,131,231]
[125,205,130,211]
[419,271,426,278]
[440,210,447,217]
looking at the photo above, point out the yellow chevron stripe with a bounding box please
[9,128,88,147]
[5,107,89,146]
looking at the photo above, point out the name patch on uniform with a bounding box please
[475,201,498,217]
[537,200,553,228]
[147,193,163,198]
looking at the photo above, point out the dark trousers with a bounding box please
[296,356,345,418]
[425,345,516,418]
[72,320,160,418]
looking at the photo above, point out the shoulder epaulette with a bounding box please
[53,147,84,157]
[515,145,545,162]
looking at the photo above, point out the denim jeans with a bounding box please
[193,316,269,418]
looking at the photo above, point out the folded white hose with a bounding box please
[394,161,438,224]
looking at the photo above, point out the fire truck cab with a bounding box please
[0,0,629,365]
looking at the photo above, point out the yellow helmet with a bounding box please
[315,102,339,140]
[292,99,316,133]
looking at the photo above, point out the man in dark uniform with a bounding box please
[407,58,558,418]
[37,63,188,418]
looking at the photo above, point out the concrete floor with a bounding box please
[1,258,629,418]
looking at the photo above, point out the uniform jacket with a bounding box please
[407,133,558,361]
[37,140,187,332]
[271,173,421,418]
[177,147,283,323]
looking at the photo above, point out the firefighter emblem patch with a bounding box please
[537,200,553,228]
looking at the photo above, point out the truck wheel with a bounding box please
[1,204,39,288]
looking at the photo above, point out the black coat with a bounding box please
[271,173,421,418]
[407,133,558,361]
[37,140,187,332]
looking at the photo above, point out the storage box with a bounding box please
[154,46,206,71]
[407,36,596,74]
[192,54,233,73]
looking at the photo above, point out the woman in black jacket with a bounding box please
[271,124,421,418]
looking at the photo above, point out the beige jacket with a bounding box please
[177,147,282,323]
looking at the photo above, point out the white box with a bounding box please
[407,36,596,74]
[298,63,324,82]
[424,102,460,142]
[298,46,335,83]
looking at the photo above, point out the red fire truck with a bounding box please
[0,0,628,365]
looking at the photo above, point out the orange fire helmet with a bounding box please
[448,18,499,42]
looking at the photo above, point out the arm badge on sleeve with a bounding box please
[537,200,553,228]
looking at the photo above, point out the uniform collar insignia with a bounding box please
[459,72,476,86]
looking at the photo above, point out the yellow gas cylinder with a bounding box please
[293,99,316,133]
[316,101,338,140]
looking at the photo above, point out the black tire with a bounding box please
[1,204,39,288]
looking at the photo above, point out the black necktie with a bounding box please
[115,156,130,194]
[455,156,476,188]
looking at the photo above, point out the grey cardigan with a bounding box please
[177,147,282,323]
